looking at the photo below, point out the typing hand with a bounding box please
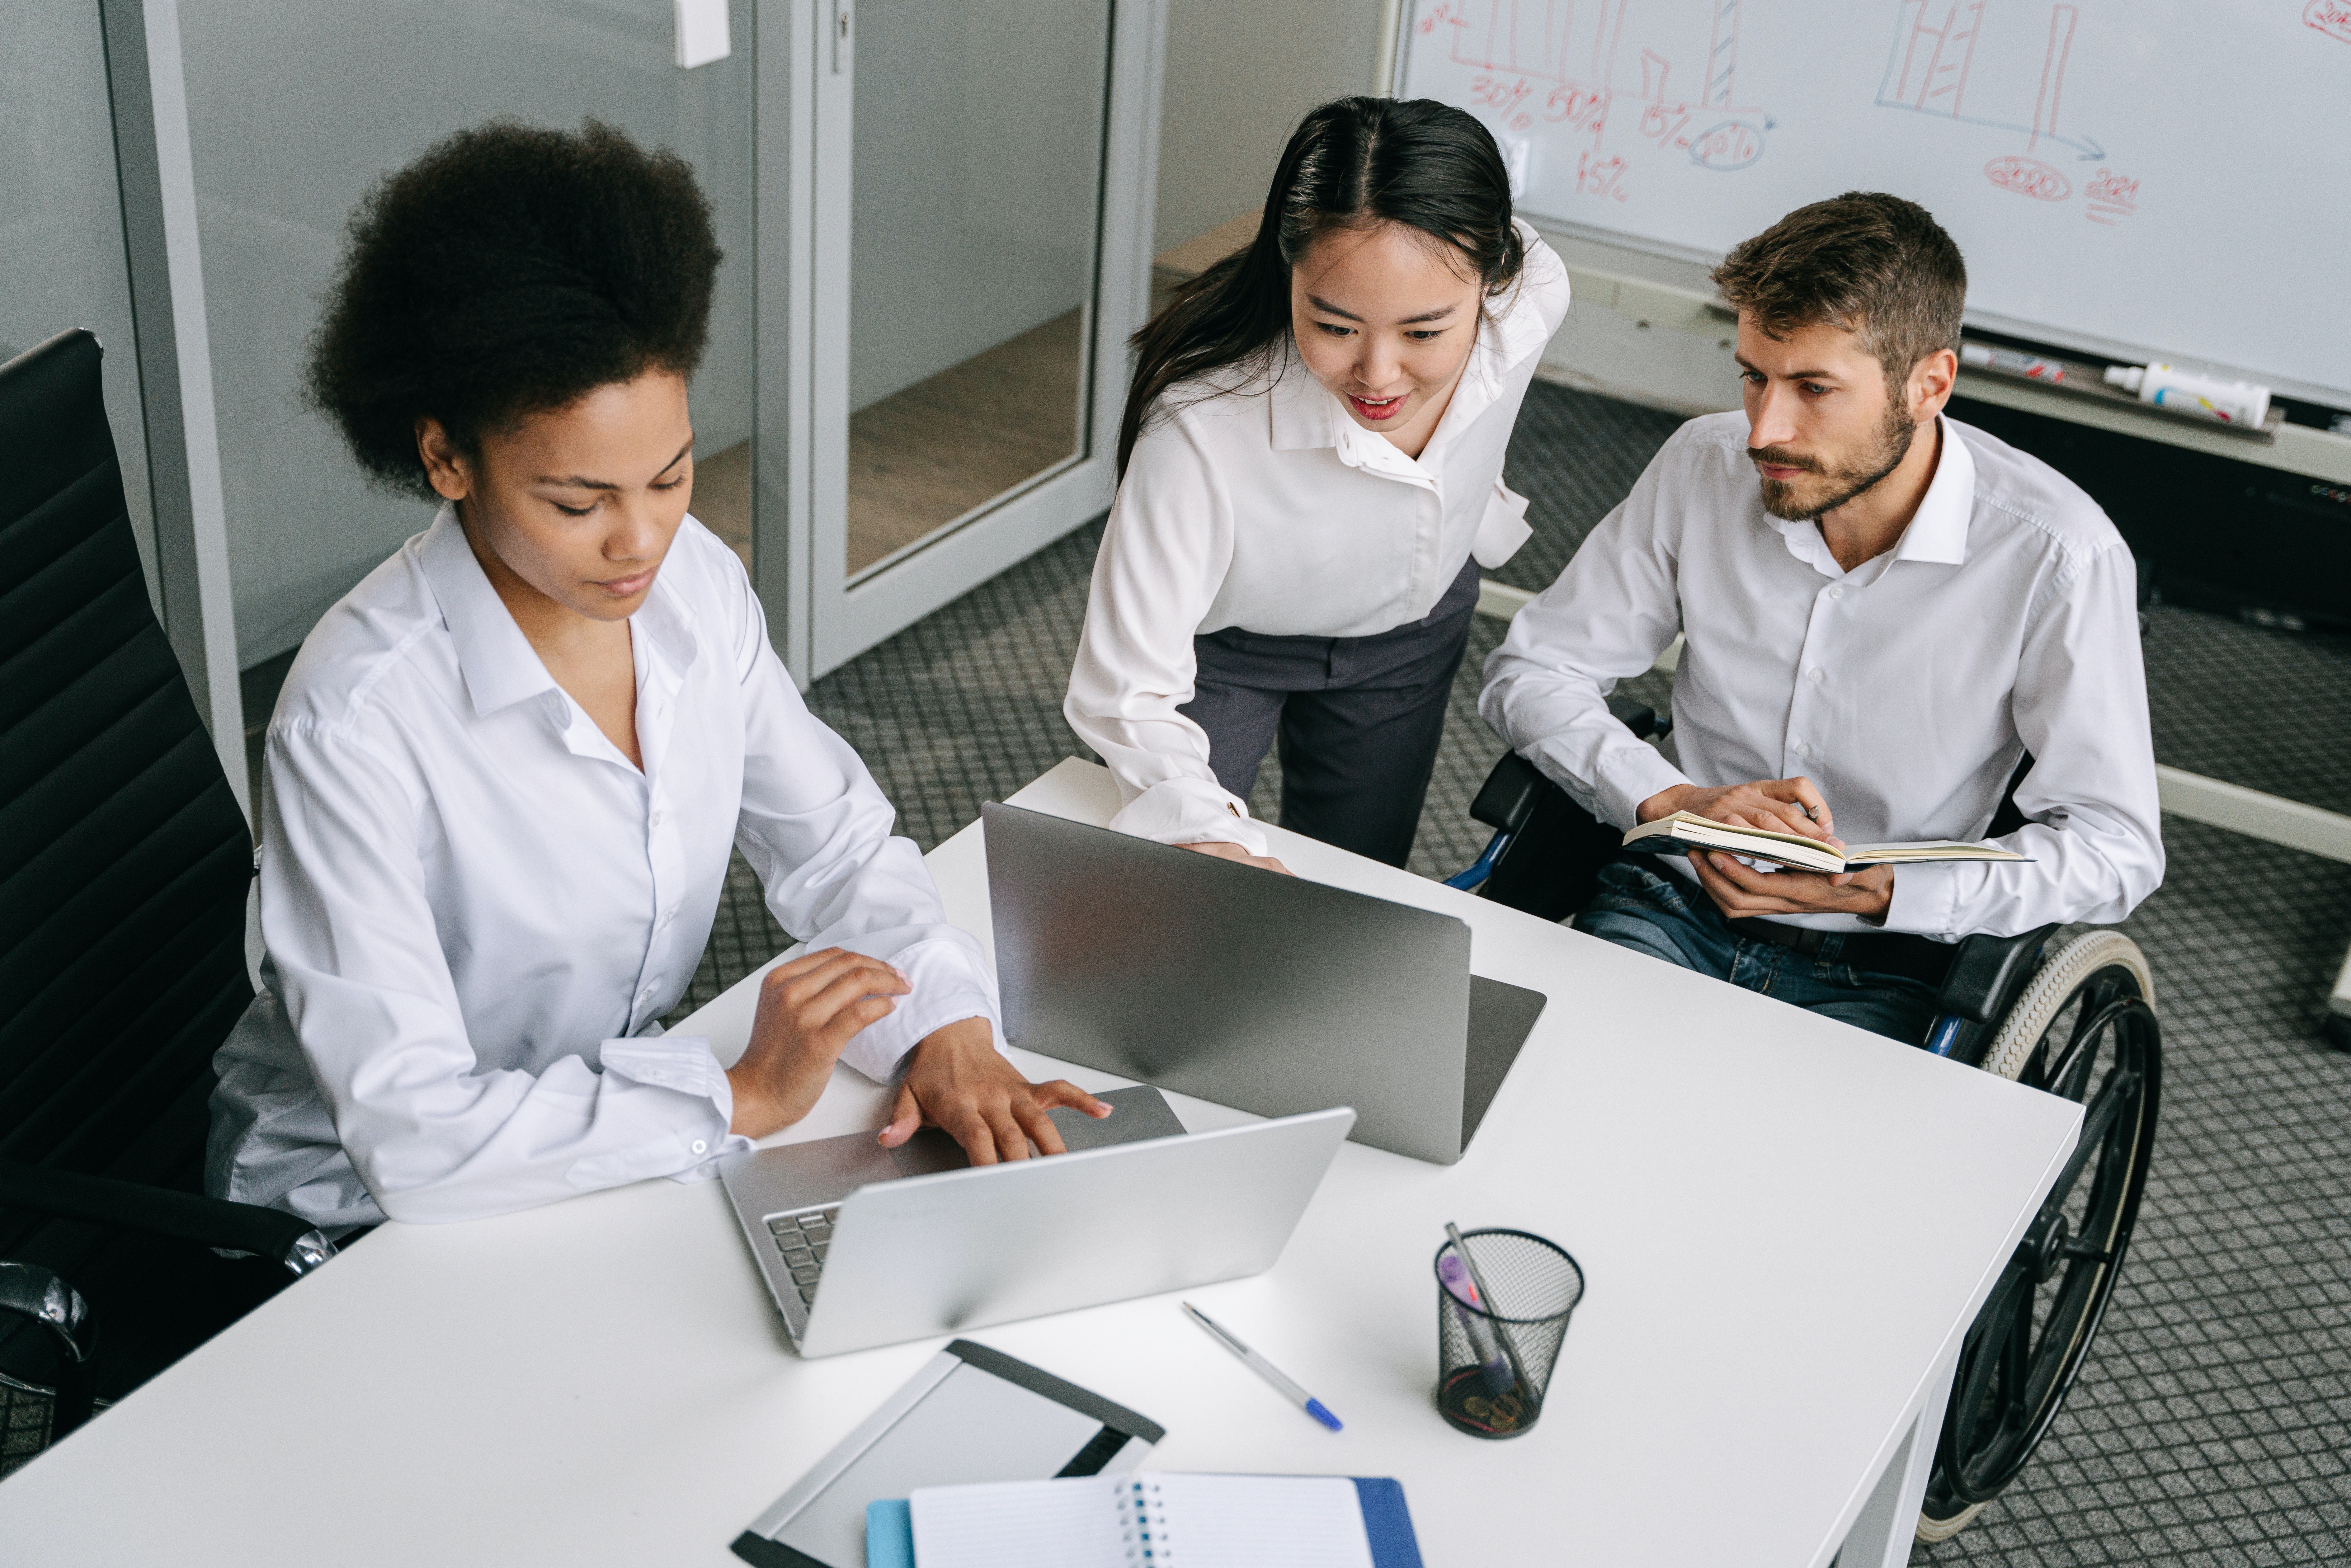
[1638,776,1841,845]
[725,947,909,1139]
[882,1017,1112,1165]
[1178,839,1293,875]
[1690,850,1895,920]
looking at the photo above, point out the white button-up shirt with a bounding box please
[207,510,998,1228]
[1481,412,2163,939]
[1065,223,1572,854]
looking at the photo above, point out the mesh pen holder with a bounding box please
[1433,1228,1584,1439]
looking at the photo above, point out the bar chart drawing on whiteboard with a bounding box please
[1416,0,1774,200]
[1873,1,2140,222]
[1398,0,2350,406]
[1875,1,2104,159]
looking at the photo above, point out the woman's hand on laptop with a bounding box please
[1178,839,1293,875]
[727,948,911,1139]
[1638,777,1839,843]
[882,1018,1113,1164]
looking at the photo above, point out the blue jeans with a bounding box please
[1577,859,1944,1046]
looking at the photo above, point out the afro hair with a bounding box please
[303,118,721,497]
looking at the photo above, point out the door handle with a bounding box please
[832,0,852,74]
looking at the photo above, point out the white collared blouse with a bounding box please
[207,510,998,1228]
[1064,223,1572,855]
[1480,412,2164,939]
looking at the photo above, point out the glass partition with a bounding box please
[842,0,1110,578]
[177,0,756,669]
[0,0,159,605]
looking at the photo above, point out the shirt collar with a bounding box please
[415,506,702,722]
[1889,415,1974,567]
[418,508,557,718]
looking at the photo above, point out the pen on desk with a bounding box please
[1180,1302,1343,1431]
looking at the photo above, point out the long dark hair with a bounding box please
[1118,97,1523,475]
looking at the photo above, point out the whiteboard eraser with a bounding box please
[674,0,731,69]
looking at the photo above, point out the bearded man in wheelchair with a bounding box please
[1480,192,2163,1043]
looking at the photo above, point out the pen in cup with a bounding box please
[1444,1222,1532,1399]
[1438,1250,1516,1396]
[1180,1302,1343,1431]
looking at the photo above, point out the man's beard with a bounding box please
[1751,402,1918,521]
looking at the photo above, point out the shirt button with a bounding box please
[649,809,663,827]
[1829,586,1845,600]
[1808,667,1825,683]
[691,1139,708,1156]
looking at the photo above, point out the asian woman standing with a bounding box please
[1065,97,1571,869]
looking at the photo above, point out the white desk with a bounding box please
[0,760,2079,1567]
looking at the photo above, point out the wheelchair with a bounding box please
[1449,700,2161,1544]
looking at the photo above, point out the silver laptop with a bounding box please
[719,1085,1353,1358]
[983,803,1547,1165]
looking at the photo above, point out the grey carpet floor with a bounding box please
[8,385,2347,1568]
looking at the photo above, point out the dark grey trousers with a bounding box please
[1178,557,1480,867]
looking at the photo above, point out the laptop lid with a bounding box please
[797,1106,1355,1358]
[722,1088,1188,1345]
[984,802,1475,1163]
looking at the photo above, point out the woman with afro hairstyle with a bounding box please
[209,120,1105,1231]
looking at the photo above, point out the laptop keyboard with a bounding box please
[764,1206,840,1306]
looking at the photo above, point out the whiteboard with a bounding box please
[1398,0,2351,404]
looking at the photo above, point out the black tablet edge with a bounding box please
[944,1338,1167,1445]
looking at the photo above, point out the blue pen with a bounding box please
[1181,1302,1343,1431]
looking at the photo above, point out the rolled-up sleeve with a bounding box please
[1063,423,1268,854]
[728,569,1001,1085]
[1479,441,1693,830]
[262,725,749,1225]
[1880,542,2163,938]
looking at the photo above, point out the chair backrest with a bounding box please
[0,329,255,1222]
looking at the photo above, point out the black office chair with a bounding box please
[1451,702,2159,1544]
[0,329,335,1462]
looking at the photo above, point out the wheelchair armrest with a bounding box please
[1604,694,1661,740]
[1934,924,2062,1024]
[1470,700,1663,836]
[1469,751,1552,834]
[0,1161,335,1277]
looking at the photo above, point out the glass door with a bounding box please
[1,2,161,610]
[801,0,1161,676]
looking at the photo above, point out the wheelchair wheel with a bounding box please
[1917,932,2161,1544]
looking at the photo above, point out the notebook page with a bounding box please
[909,1476,1123,1568]
[1152,1475,1373,1568]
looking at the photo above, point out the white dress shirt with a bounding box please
[1065,223,1572,854]
[1481,412,2163,939]
[207,509,998,1229]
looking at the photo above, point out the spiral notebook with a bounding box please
[866,1473,1422,1568]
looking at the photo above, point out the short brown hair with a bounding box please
[1711,192,1965,393]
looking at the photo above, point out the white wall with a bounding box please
[1151,0,1385,256]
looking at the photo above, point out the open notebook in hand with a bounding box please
[1622,811,2033,875]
